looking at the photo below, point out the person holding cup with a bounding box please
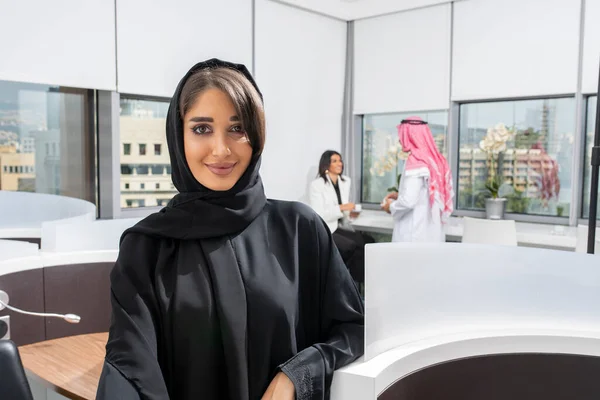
[381,118,454,243]
[309,150,373,284]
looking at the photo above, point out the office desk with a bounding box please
[19,332,107,400]
[352,210,578,250]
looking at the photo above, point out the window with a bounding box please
[120,98,176,208]
[582,96,598,219]
[151,164,164,175]
[121,165,133,175]
[362,111,448,204]
[138,199,146,207]
[140,183,145,190]
[457,98,575,217]
[123,143,131,155]
[155,183,160,189]
[0,80,94,200]
[2,166,6,173]
[124,183,130,189]
[126,200,133,207]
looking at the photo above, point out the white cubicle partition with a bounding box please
[0,192,96,228]
[41,218,141,253]
[365,243,600,361]
[0,192,96,242]
[0,240,39,263]
[331,243,600,399]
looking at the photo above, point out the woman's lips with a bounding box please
[205,162,237,176]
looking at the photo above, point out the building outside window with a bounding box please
[140,183,145,190]
[123,143,131,155]
[0,80,94,200]
[582,96,598,219]
[457,98,575,217]
[120,98,177,208]
[362,111,448,204]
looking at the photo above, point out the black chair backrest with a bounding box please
[0,340,34,400]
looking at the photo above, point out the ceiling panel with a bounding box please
[269,0,459,20]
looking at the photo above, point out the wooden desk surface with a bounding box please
[19,332,108,400]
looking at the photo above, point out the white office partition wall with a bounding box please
[582,0,600,94]
[364,243,600,361]
[0,0,116,90]
[0,192,96,229]
[329,242,600,399]
[452,0,581,100]
[41,218,141,253]
[353,4,451,114]
[0,240,39,263]
[116,0,253,97]
[255,0,347,201]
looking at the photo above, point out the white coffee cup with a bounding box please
[354,204,362,212]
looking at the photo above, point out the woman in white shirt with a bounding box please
[309,150,373,283]
[382,118,454,243]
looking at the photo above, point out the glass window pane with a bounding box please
[0,80,94,201]
[123,143,131,155]
[362,111,448,204]
[151,164,164,175]
[582,96,598,219]
[457,98,575,217]
[136,165,149,175]
[120,98,176,208]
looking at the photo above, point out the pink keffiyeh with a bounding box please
[397,117,454,222]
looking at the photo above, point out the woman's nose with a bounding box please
[211,133,231,157]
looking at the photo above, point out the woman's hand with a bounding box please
[261,372,295,400]
[340,202,356,212]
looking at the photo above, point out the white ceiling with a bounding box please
[269,0,459,20]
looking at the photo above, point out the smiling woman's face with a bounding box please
[183,88,253,191]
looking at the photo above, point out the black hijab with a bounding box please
[125,59,267,240]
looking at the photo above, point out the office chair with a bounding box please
[462,217,518,246]
[0,340,34,400]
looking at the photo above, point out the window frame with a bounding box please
[452,94,579,226]
[579,94,599,223]
[359,108,450,207]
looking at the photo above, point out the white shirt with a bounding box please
[308,175,351,234]
[390,167,444,243]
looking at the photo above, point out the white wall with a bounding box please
[0,0,116,90]
[271,0,457,20]
[452,0,581,100]
[255,0,347,201]
[116,0,253,97]
[353,4,451,115]
[582,0,600,94]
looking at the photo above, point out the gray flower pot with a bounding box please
[485,198,507,220]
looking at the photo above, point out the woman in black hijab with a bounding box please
[95,59,364,400]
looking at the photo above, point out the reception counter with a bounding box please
[330,243,600,399]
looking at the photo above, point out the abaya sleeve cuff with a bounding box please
[279,346,324,400]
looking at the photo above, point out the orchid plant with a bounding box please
[370,142,408,193]
[479,123,515,199]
